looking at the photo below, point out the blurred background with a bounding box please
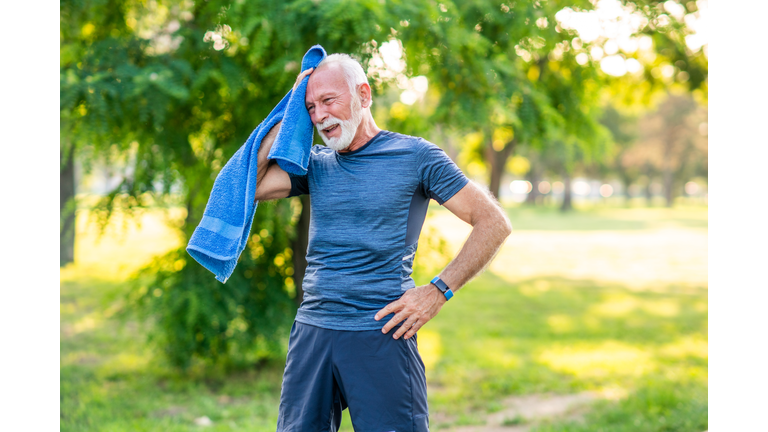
[60,0,707,430]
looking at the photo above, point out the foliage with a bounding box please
[603,0,709,109]
[600,92,706,204]
[61,0,400,369]
[629,93,706,174]
[412,223,454,286]
[62,0,709,213]
[594,104,641,190]
[392,0,609,196]
[387,0,709,198]
[128,200,299,370]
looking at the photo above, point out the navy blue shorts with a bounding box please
[276,321,429,432]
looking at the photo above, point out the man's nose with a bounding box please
[311,106,328,125]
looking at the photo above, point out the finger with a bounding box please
[297,69,312,83]
[293,68,314,91]
[374,300,400,321]
[381,311,408,334]
[393,316,418,340]
[293,70,309,90]
[402,319,423,340]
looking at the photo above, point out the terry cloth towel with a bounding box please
[186,45,327,283]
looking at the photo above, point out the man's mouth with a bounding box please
[323,124,340,134]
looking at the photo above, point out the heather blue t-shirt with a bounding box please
[287,130,469,331]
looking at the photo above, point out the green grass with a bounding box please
[534,381,708,432]
[61,204,707,431]
[422,274,707,430]
[500,205,708,231]
[61,273,286,432]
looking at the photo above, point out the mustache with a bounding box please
[317,116,342,131]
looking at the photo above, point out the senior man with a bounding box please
[254,53,512,431]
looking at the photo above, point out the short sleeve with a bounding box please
[288,174,309,197]
[418,141,470,205]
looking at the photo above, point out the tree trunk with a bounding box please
[663,168,675,208]
[560,173,572,212]
[644,182,654,207]
[291,195,310,307]
[617,169,633,206]
[525,167,540,205]
[621,180,631,205]
[60,146,76,267]
[486,138,516,199]
[644,166,654,207]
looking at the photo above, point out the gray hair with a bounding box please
[315,53,370,100]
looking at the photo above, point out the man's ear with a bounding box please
[359,82,373,109]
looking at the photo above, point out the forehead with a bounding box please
[306,65,349,102]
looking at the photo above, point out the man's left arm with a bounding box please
[374,181,513,339]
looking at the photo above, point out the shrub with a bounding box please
[129,199,298,371]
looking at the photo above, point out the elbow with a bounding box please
[254,183,270,203]
[500,215,513,239]
[493,206,512,239]
[254,187,275,203]
[477,209,512,240]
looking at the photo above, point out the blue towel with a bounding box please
[186,45,327,283]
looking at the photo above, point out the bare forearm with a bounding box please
[374,207,511,340]
[375,184,511,341]
[253,67,313,199]
[254,122,282,202]
[438,210,511,293]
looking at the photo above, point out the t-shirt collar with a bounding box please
[336,130,386,156]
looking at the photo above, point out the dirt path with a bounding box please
[442,391,603,432]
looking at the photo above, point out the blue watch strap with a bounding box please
[443,288,454,301]
[430,276,454,301]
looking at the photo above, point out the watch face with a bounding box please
[431,277,448,293]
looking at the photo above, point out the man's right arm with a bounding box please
[254,67,315,202]
[254,122,293,202]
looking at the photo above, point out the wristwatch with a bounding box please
[430,276,454,301]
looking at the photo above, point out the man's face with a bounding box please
[305,65,363,151]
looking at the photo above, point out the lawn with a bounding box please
[60,202,707,431]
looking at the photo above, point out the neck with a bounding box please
[338,112,381,153]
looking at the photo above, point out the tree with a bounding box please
[60,144,76,266]
[622,92,706,206]
[60,0,453,369]
[62,0,708,368]
[61,0,404,369]
[598,104,640,202]
[390,0,609,199]
[523,0,708,208]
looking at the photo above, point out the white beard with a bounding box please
[316,95,363,151]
